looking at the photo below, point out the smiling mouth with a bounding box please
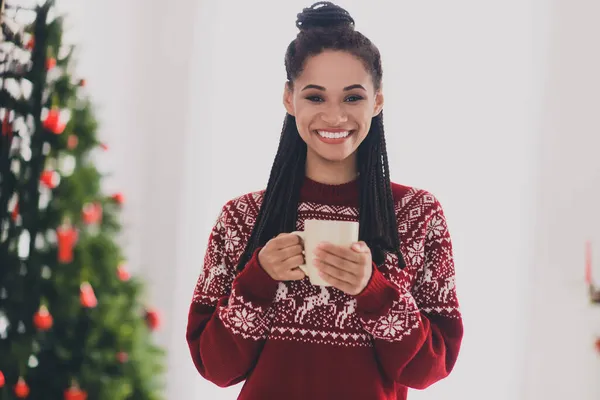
[314,130,355,142]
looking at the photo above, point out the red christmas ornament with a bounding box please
[78,79,86,87]
[80,282,97,308]
[64,382,88,400]
[57,222,78,264]
[116,352,128,363]
[112,193,125,205]
[34,305,53,331]
[11,202,19,221]
[40,170,60,189]
[14,377,29,398]
[145,308,160,331]
[43,108,66,134]
[2,111,12,137]
[117,263,130,281]
[0,370,5,387]
[46,57,57,70]
[82,202,102,225]
[67,135,79,150]
[26,37,35,50]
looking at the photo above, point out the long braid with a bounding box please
[236,114,305,271]
[375,112,406,267]
[357,112,401,266]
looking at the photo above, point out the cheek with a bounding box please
[352,107,374,133]
[293,104,315,132]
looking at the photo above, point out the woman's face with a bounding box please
[283,50,383,167]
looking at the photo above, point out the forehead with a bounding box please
[297,50,373,90]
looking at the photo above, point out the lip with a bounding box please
[314,128,353,133]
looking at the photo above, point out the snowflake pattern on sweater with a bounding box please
[191,186,461,348]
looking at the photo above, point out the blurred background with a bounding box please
[2,0,600,399]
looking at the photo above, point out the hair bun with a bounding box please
[296,2,355,31]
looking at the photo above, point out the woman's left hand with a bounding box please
[313,241,373,296]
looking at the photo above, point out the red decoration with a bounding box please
[11,202,19,221]
[100,143,108,151]
[26,37,35,50]
[145,308,160,331]
[0,370,5,387]
[116,352,128,363]
[67,135,79,150]
[57,222,78,264]
[595,337,600,353]
[43,108,66,134]
[80,282,97,308]
[117,263,130,281]
[34,305,53,331]
[82,202,102,225]
[78,79,86,87]
[40,170,60,189]
[112,193,125,205]
[64,382,88,400]
[14,377,29,398]
[46,57,57,70]
[2,111,12,138]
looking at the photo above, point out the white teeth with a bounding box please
[317,130,350,139]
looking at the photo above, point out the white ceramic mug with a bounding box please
[292,219,359,286]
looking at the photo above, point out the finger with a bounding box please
[281,254,305,270]
[265,233,286,250]
[314,248,357,274]
[278,244,304,261]
[351,241,370,253]
[284,267,306,281]
[314,258,355,285]
[317,242,360,263]
[273,233,302,249]
[318,270,354,294]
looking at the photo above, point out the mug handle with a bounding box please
[291,231,308,275]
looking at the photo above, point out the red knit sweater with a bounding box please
[186,177,463,399]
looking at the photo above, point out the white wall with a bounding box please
[522,0,600,398]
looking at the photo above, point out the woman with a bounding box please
[186,2,463,399]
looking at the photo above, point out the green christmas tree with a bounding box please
[0,1,165,398]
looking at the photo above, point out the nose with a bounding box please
[320,103,348,126]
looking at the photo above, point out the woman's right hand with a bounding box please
[258,233,306,281]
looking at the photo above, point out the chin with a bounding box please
[315,149,355,164]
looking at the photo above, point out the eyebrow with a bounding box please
[301,84,366,92]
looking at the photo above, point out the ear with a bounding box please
[373,90,384,117]
[283,82,295,116]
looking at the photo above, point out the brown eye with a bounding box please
[345,95,364,102]
[306,96,324,103]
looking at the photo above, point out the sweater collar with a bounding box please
[299,176,359,207]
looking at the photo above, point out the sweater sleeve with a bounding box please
[186,204,279,387]
[355,197,463,390]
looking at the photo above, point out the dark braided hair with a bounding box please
[236,1,406,270]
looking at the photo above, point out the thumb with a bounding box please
[352,241,369,253]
